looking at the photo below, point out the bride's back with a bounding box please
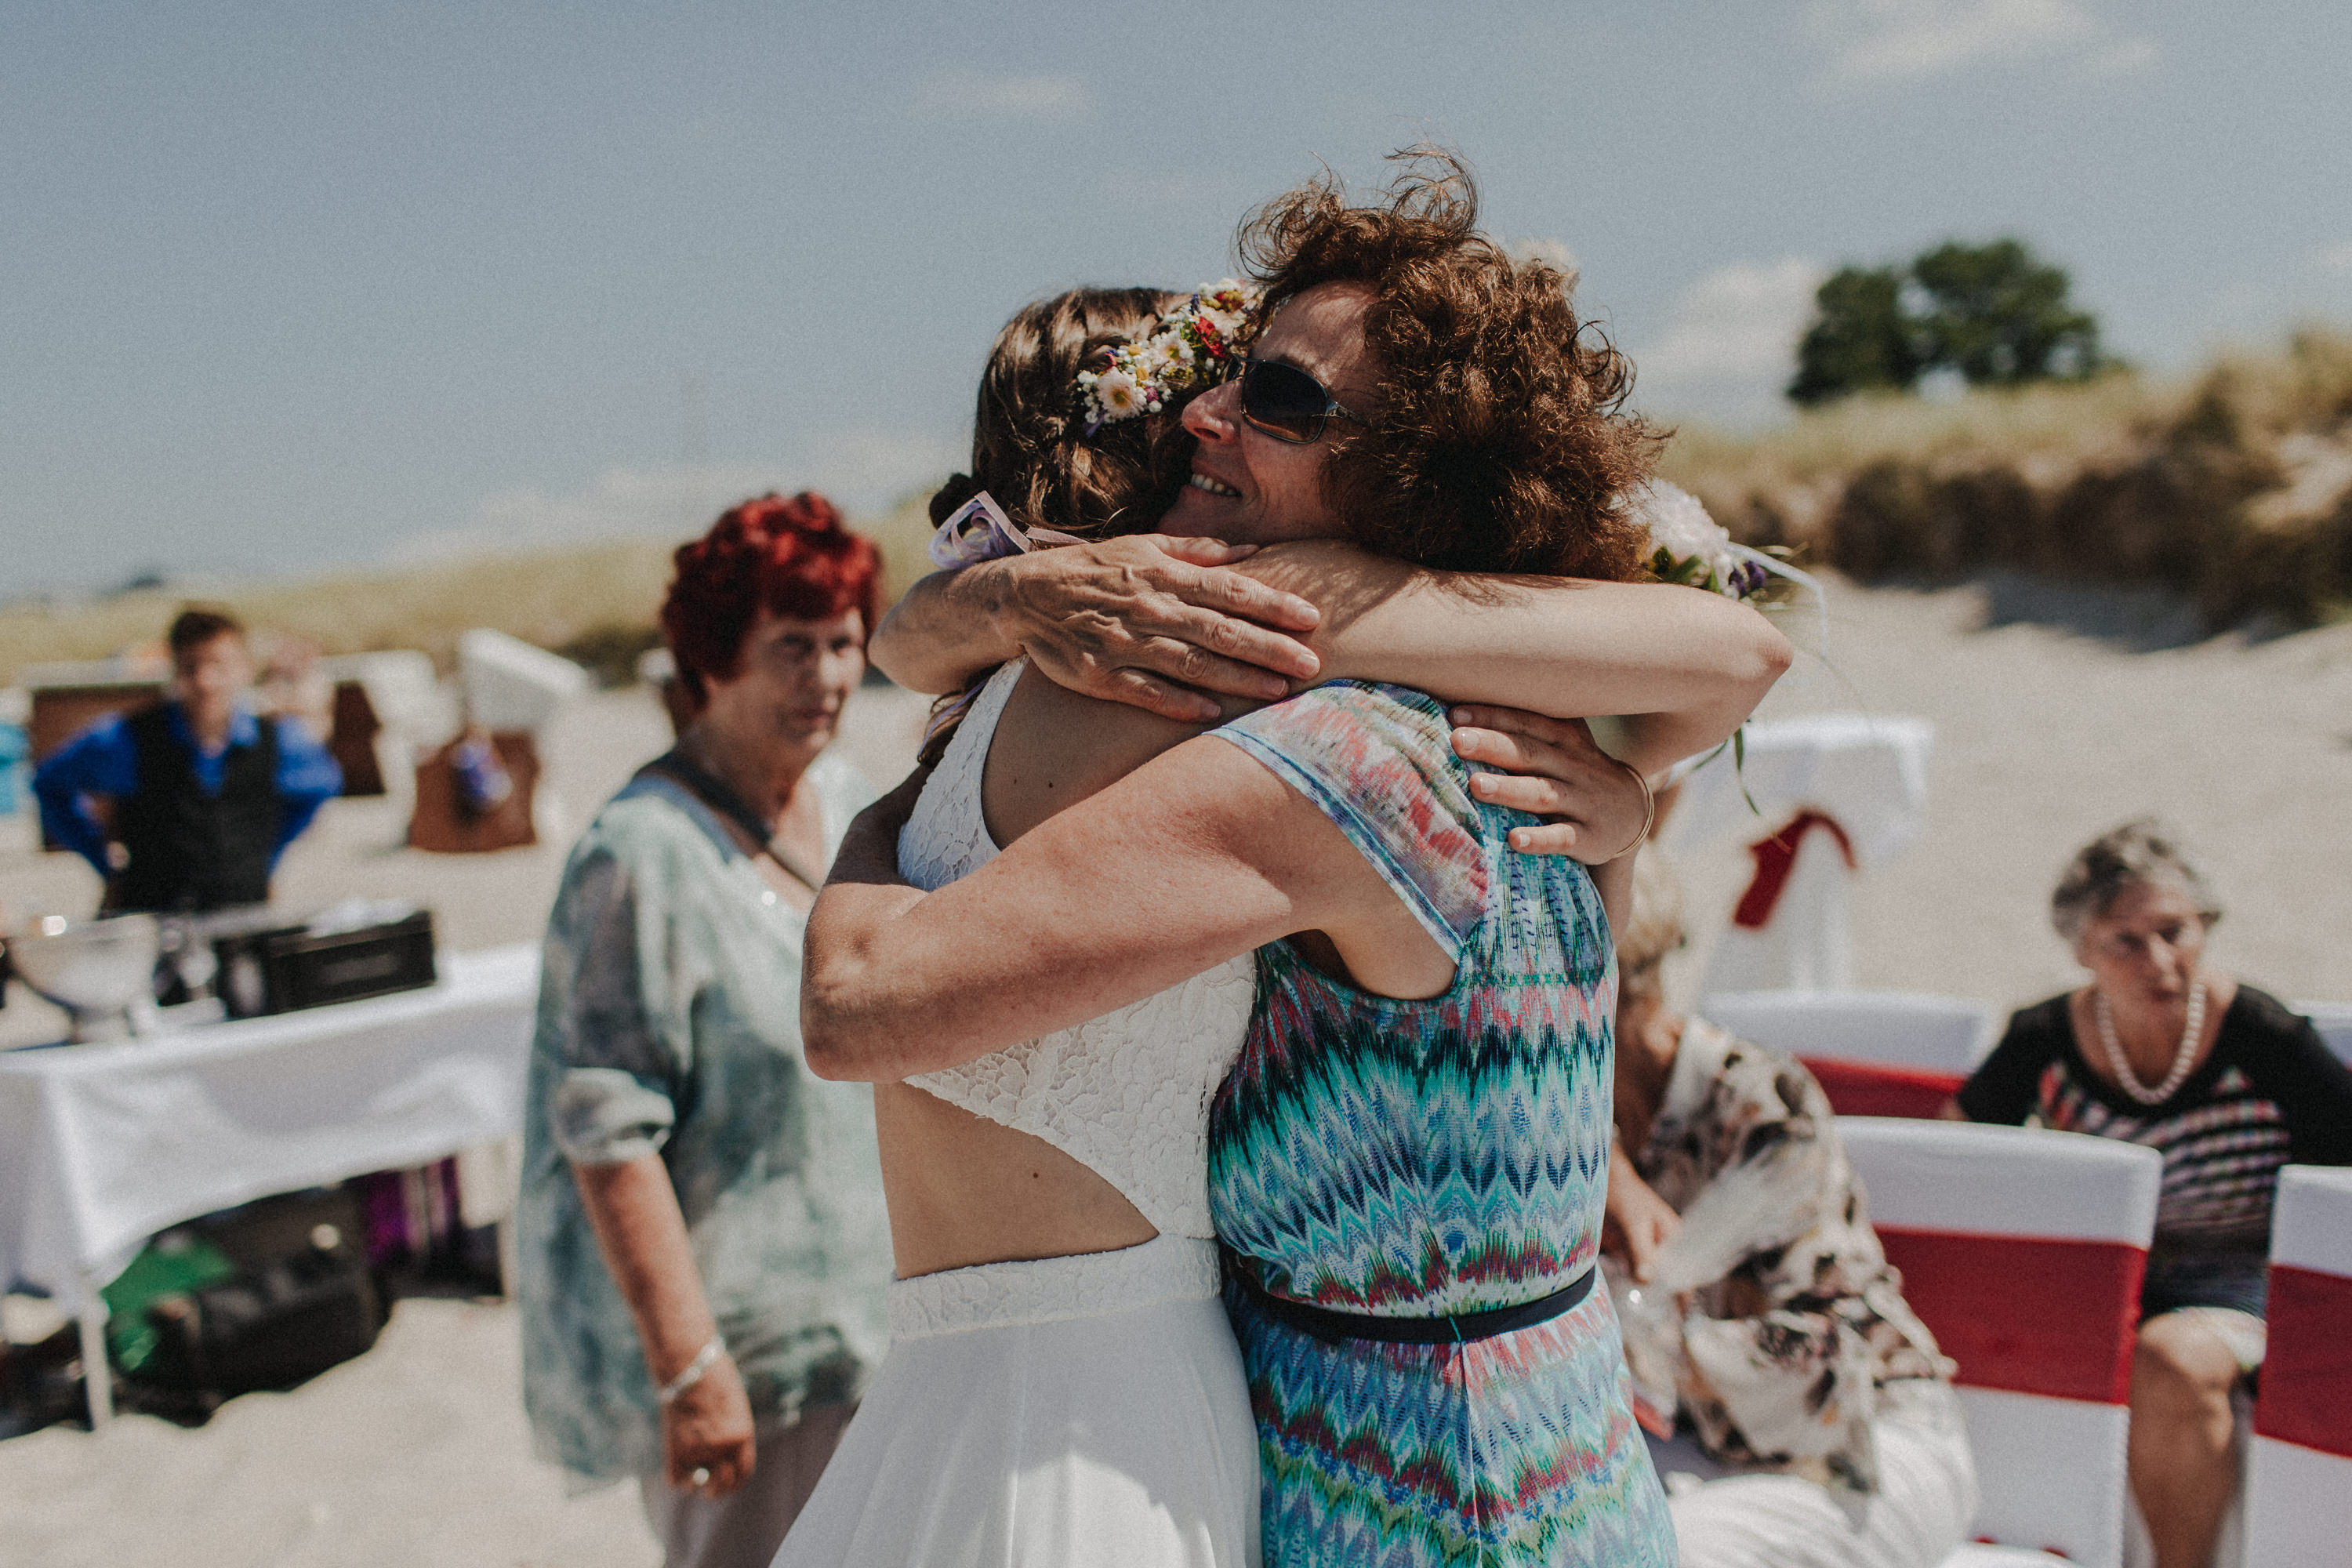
[876,662,1256,1279]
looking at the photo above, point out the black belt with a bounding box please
[1221,1248,1596,1346]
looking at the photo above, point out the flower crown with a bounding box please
[1075,280,1260,434]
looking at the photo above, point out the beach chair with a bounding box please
[2241,1164,2352,1567]
[2288,999,2352,1066]
[1702,989,1995,1119]
[1838,1117,2161,1566]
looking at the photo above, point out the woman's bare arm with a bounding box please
[873,536,1789,775]
[572,1156,757,1494]
[1242,541,1791,775]
[801,739,1421,1082]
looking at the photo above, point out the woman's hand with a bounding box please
[1448,705,1649,862]
[661,1352,757,1497]
[870,536,1323,721]
[1001,536,1325,717]
[826,765,932,891]
[1602,1142,1682,1285]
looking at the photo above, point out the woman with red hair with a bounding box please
[517,492,895,1568]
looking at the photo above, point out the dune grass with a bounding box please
[0,494,947,689]
[1660,329,2352,630]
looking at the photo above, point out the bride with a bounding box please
[782,159,1788,1568]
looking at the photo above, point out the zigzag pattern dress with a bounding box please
[1205,682,1676,1567]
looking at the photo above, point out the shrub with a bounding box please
[1671,329,2352,632]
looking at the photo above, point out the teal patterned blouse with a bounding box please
[517,753,893,1487]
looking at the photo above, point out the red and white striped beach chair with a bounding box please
[2241,1163,2352,1567]
[1838,1117,2163,1566]
[1702,989,1994,1120]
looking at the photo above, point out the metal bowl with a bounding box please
[7,913,161,1041]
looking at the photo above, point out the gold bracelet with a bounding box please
[1606,758,1655,862]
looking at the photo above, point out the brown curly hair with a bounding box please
[930,286,1189,539]
[1239,147,1661,580]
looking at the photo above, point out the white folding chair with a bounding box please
[1838,1118,2162,1567]
[2288,1000,2352,1066]
[2241,1165,2352,1567]
[1701,989,1997,1119]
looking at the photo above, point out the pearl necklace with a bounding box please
[2092,980,2207,1106]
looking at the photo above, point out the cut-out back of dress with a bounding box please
[895,661,1254,1241]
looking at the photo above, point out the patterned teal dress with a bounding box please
[1206,683,1675,1566]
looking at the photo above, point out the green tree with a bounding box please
[1788,266,1926,406]
[1911,239,2103,387]
[1787,238,2103,405]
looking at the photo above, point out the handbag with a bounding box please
[134,1189,387,1403]
[142,1245,383,1399]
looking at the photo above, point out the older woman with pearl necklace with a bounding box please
[1947,819,2352,1568]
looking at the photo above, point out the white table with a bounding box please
[0,944,539,1423]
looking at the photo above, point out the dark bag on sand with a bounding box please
[143,1243,383,1398]
[136,1190,387,1402]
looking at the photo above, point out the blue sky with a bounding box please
[5,0,2347,596]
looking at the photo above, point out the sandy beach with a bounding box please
[4,572,2350,1566]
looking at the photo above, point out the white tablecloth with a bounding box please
[0,944,539,1307]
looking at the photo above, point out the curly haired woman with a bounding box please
[787,151,1789,1567]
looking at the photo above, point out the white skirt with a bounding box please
[773,1235,1259,1568]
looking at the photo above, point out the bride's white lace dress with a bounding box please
[775,662,1260,1567]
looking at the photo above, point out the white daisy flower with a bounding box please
[1093,368,1145,420]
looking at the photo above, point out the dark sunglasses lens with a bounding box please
[1241,361,1330,441]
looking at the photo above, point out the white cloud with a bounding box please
[388,433,964,565]
[915,68,1092,121]
[1630,258,1828,428]
[1811,0,2156,82]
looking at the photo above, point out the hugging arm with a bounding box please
[869,535,1323,722]
[1241,541,1790,776]
[802,740,1367,1083]
[873,536,1790,776]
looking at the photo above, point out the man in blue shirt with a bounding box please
[34,608,343,913]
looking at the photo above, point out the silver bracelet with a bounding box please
[655,1335,726,1406]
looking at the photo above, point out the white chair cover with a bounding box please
[1838,1119,2161,1568]
[1701,989,1995,1074]
[1668,713,1936,868]
[2242,1165,2352,1568]
[1669,713,1934,996]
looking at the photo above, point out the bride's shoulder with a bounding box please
[980,666,1217,844]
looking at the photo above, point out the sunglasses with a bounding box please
[1237,357,1366,445]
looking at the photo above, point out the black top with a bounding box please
[108,703,284,913]
[1958,985,2352,1315]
